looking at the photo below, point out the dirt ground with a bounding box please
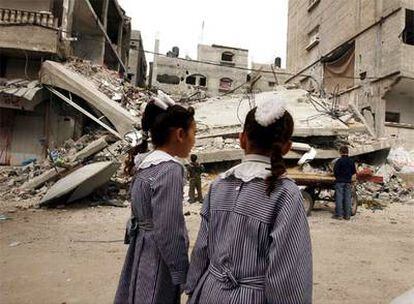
[1,198,414,304]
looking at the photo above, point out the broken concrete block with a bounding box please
[69,137,108,162]
[212,137,224,150]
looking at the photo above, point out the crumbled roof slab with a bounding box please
[40,61,136,136]
[193,89,351,137]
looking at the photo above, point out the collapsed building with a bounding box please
[0,0,147,166]
[286,0,414,149]
[191,87,395,164]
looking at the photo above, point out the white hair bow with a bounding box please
[152,90,176,110]
[255,94,287,127]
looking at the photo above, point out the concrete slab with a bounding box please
[195,138,396,164]
[39,61,136,136]
[193,89,351,137]
[39,161,120,206]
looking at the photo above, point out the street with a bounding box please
[1,200,414,304]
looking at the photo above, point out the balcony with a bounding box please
[0,8,59,54]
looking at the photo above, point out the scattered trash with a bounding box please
[0,214,10,221]
[9,241,21,247]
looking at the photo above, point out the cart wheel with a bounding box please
[301,190,314,216]
[351,187,358,216]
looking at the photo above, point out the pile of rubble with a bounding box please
[193,137,240,153]
[0,130,129,209]
[64,58,151,117]
[356,147,414,209]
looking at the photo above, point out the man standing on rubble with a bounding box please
[187,154,204,204]
[333,145,356,220]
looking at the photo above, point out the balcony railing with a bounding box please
[0,8,58,29]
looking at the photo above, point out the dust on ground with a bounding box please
[1,199,414,304]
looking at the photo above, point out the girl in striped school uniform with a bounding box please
[185,97,313,303]
[114,97,196,304]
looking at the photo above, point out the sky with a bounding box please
[118,0,289,67]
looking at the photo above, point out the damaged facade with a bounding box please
[286,0,414,148]
[150,43,250,99]
[127,30,147,87]
[0,0,136,165]
[249,59,290,93]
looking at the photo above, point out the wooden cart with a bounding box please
[287,169,358,216]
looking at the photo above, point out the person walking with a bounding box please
[114,99,196,304]
[333,145,356,220]
[187,154,204,204]
[185,97,313,303]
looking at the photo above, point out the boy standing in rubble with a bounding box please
[187,154,204,204]
[333,145,356,220]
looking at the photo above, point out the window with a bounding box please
[199,77,207,87]
[156,74,180,85]
[185,75,196,85]
[221,52,235,66]
[308,0,320,11]
[185,74,207,87]
[219,78,233,91]
[385,112,400,123]
[221,52,234,62]
[268,81,276,87]
[403,9,414,45]
[306,25,320,51]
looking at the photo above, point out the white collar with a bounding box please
[220,154,271,182]
[135,150,182,170]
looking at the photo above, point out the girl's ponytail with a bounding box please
[244,108,294,196]
[266,141,286,195]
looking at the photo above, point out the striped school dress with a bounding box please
[114,150,189,304]
[185,154,313,303]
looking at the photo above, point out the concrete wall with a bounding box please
[287,0,402,75]
[286,0,413,136]
[197,44,248,67]
[385,95,414,124]
[2,57,42,80]
[70,0,106,64]
[128,30,147,87]
[386,125,414,150]
[0,0,52,11]
[250,63,290,92]
[0,100,78,166]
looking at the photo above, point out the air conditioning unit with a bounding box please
[306,35,320,51]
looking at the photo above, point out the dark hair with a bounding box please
[339,145,349,155]
[190,154,197,162]
[124,102,195,175]
[244,108,294,195]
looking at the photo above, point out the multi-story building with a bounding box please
[150,43,249,98]
[127,30,147,87]
[286,0,414,145]
[249,59,290,93]
[0,0,132,165]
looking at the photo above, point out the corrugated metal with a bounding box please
[0,79,45,111]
